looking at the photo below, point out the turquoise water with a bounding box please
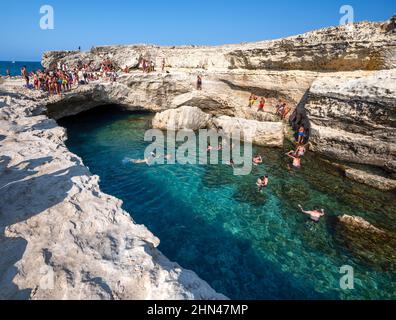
[0,61,42,76]
[59,106,396,300]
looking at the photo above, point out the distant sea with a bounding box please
[0,61,43,77]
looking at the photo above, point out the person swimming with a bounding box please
[295,145,306,157]
[256,175,269,191]
[286,151,301,169]
[253,155,263,165]
[298,204,325,222]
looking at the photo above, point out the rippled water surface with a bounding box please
[59,106,396,300]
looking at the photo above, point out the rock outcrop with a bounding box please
[0,81,226,300]
[332,215,396,272]
[344,167,396,191]
[152,106,285,147]
[43,21,396,72]
[152,106,212,131]
[305,69,396,173]
[212,116,284,147]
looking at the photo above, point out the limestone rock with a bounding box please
[306,70,396,173]
[43,19,396,72]
[152,106,212,130]
[344,167,396,191]
[0,81,226,300]
[332,215,396,272]
[212,116,284,147]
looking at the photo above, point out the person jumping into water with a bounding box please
[298,204,325,222]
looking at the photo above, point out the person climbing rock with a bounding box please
[297,125,306,144]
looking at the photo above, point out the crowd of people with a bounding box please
[19,60,118,95]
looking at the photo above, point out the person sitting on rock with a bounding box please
[298,204,325,222]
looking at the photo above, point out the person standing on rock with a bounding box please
[297,125,306,144]
[258,97,266,112]
[21,66,29,87]
[6,69,10,78]
[162,58,166,72]
[197,75,202,90]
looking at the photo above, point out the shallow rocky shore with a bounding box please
[1,16,396,300]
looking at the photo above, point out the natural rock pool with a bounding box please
[59,106,396,300]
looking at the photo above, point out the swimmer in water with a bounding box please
[256,175,269,191]
[298,204,325,222]
[295,145,306,157]
[253,155,263,165]
[286,150,301,169]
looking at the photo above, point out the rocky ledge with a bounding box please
[0,80,226,300]
[1,16,396,300]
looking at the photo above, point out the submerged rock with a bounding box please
[332,215,396,272]
[344,168,396,191]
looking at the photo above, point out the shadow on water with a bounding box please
[0,155,85,299]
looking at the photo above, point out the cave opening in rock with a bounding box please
[56,104,396,300]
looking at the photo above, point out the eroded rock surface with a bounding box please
[0,82,226,300]
[332,215,396,272]
[152,106,212,131]
[213,116,284,147]
[306,70,396,173]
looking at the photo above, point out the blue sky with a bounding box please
[0,0,395,61]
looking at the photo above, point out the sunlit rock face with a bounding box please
[43,21,396,72]
[305,70,396,173]
[1,15,395,300]
[152,106,212,131]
